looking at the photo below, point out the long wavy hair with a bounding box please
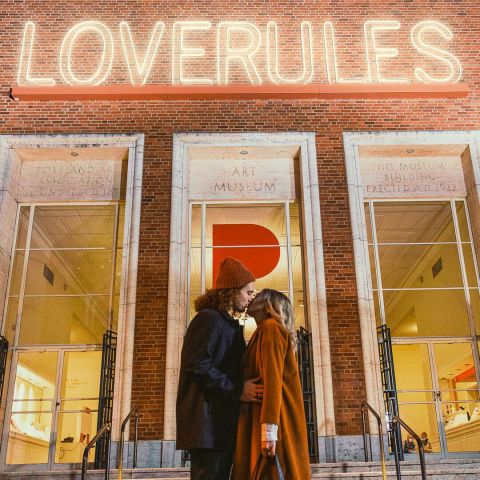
[194,288,239,313]
[254,289,297,350]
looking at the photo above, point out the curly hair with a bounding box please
[194,288,240,313]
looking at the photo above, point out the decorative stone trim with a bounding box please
[164,132,335,454]
[0,133,144,444]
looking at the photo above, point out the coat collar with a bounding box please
[218,309,242,330]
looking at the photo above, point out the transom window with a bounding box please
[3,204,124,346]
[365,200,480,337]
[189,201,306,338]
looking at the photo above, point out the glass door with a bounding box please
[7,351,57,465]
[6,349,102,466]
[433,342,480,453]
[393,340,480,455]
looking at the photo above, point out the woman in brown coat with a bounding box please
[231,289,311,479]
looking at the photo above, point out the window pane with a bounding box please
[369,246,377,289]
[114,248,123,295]
[434,343,477,393]
[289,202,301,246]
[25,250,113,295]
[56,351,101,464]
[293,290,305,329]
[374,202,455,243]
[9,251,25,296]
[462,244,478,287]
[444,401,480,452]
[117,203,125,247]
[364,203,373,244]
[3,297,19,343]
[112,293,120,333]
[60,351,102,400]
[392,344,433,391]
[30,206,116,249]
[19,296,108,345]
[189,248,202,320]
[397,403,441,453]
[385,290,470,337]
[191,204,201,248]
[55,411,98,463]
[205,204,286,246]
[7,413,52,463]
[7,351,57,464]
[373,291,381,327]
[291,246,304,294]
[455,201,470,243]
[15,207,30,250]
[468,288,480,335]
[378,244,463,289]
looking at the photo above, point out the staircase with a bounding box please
[1,459,480,479]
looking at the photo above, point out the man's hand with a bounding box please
[262,440,276,457]
[240,377,263,403]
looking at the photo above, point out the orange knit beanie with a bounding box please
[215,257,255,289]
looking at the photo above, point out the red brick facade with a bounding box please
[1,0,479,440]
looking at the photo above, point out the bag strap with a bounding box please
[252,454,285,480]
[274,454,285,480]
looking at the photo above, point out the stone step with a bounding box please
[2,459,479,479]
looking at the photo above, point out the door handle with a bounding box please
[432,391,442,401]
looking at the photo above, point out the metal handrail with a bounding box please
[361,401,387,480]
[391,415,427,480]
[81,422,112,480]
[117,407,140,480]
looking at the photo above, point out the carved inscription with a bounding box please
[361,157,466,199]
[189,158,295,201]
[19,159,122,201]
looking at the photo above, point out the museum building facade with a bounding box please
[0,0,479,471]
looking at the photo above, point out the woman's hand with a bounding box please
[262,440,276,457]
[240,377,263,403]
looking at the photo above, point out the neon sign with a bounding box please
[17,20,462,87]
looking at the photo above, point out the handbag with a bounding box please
[252,453,285,480]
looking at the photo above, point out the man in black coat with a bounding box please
[176,257,263,480]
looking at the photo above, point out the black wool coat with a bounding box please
[176,308,246,452]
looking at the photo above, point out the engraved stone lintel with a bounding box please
[361,156,466,199]
[18,158,123,202]
[189,157,295,201]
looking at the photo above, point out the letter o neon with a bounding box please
[59,21,114,86]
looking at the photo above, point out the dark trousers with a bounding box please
[190,449,233,480]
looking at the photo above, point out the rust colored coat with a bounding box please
[231,318,311,480]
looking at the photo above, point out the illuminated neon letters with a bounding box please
[17,19,463,86]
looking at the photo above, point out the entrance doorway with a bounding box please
[1,203,124,468]
[365,199,480,456]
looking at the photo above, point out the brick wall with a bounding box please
[1,0,479,439]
